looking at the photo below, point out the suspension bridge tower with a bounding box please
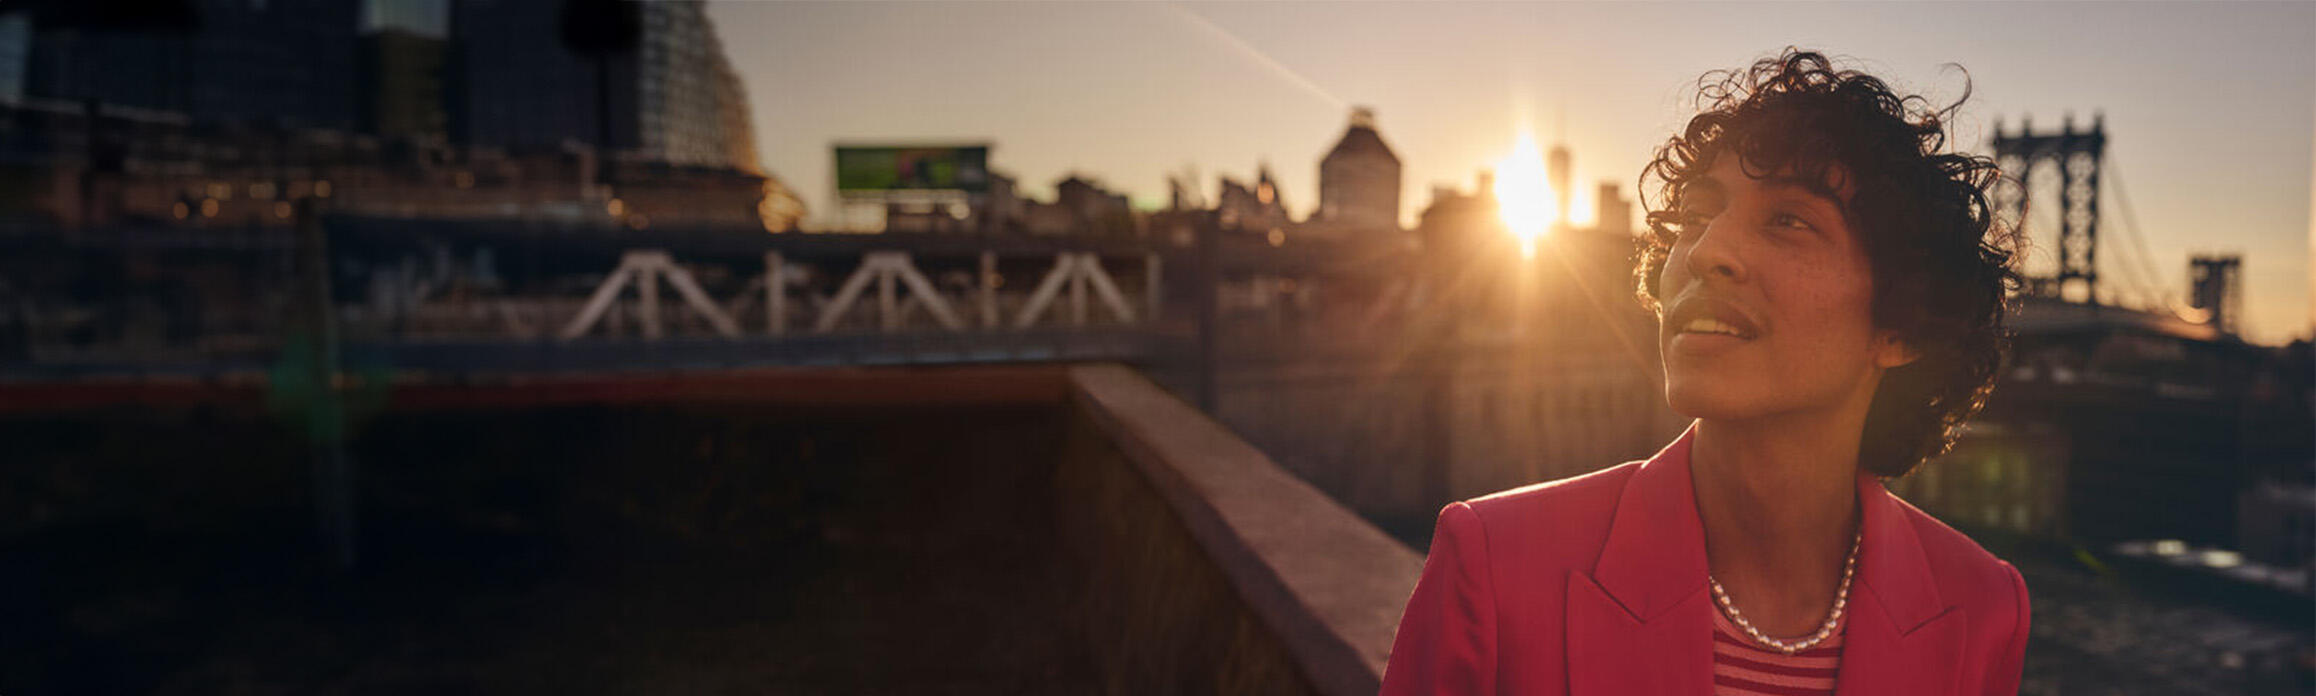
[1993,113,2107,304]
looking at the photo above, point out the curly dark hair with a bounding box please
[1633,48,2022,479]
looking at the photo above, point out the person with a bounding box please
[1379,49,2029,695]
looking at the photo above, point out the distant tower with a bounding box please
[1548,143,1572,226]
[1257,160,1285,212]
[1595,182,1632,237]
[1317,106,1404,231]
[1993,113,2106,303]
[359,0,450,141]
[2189,254,2243,335]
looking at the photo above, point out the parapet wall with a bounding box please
[0,363,1423,694]
[1059,364,1421,695]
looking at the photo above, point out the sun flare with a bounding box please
[1493,132,1557,256]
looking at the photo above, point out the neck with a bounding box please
[1688,407,1867,634]
[1691,414,1861,556]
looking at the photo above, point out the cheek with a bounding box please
[1775,254,1878,345]
[1657,243,1696,298]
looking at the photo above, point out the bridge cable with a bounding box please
[2101,160,2165,310]
[2103,156,2184,317]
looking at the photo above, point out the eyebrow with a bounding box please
[1754,175,1844,206]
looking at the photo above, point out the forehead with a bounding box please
[1692,155,1853,206]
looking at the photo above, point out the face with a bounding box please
[1656,155,1916,422]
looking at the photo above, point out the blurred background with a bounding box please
[0,1,2308,694]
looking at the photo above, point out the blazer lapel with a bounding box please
[1566,572,1713,695]
[1566,424,1714,696]
[1833,473,1968,695]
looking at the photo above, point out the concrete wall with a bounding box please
[2,364,1421,695]
[1064,365,1421,696]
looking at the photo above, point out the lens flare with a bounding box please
[1494,132,1557,256]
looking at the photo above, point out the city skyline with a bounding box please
[711,1,2315,344]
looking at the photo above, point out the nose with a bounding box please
[1681,215,1747,286]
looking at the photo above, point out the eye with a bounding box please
[1671,202,1720,234]
[1769,212,1815,233]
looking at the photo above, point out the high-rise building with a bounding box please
[367,0,449,37]
[447,0,621,153]
[714,58,760,175]
[1314,106,1402,233]
[632,2,756,170]
[360,1,448,141]
[0,13,30,104]
[447,0,757,172]
[358,26,448,140]
[25,0,360,129]
[1595,182,1632,237]
[1548,142,1571,227]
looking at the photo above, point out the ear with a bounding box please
[1873,331,1921,369]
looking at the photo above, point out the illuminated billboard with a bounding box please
[834,145,991,195]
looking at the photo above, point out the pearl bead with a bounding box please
[1708,529,1862,655]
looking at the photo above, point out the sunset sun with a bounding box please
[1493,132,1557,256]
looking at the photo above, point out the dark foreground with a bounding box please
[2,401,1100,694]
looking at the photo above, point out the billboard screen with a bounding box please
[834,145,991,194]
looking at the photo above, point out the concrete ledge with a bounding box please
[8,361,1425,692]
[1068,364,1423,696]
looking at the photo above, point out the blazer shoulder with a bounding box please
[1452,461,1643,569]
[1466,459,1641,521]
[1888,492,2027,612]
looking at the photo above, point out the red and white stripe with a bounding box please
[1710,607,1844,695]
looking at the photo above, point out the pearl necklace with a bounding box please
[1707,529,1861,655]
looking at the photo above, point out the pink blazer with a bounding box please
[1379,425,2029,695]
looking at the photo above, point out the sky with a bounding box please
[707,1,2315,345]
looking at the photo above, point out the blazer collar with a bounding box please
[1852,458,1950,633]
[1589,423,1711,622]
[1568,422,1968,695]
[1837,455,1967,695]
[1587,421,1952,630]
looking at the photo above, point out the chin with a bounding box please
[1662,371,1770,421]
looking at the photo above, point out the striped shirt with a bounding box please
[1710,605,1845,695]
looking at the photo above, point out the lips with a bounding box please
[1666,294,1764,341]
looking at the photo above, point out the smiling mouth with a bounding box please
[1677,317,1756,339]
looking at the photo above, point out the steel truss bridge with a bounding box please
[0,212,1423,376]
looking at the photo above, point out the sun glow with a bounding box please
[1493,132,1557,256]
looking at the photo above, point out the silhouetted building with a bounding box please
[446,0,756,173]
[369,0,450,36]
[1548,142,1571,228]
[445,0,606,152]
[0,98,776,230]
[633,2,756,170]
[358,0,448,141]
[714,57,760,175]
[1595,182,1632,237]
[25,0,361,130]
[1310,106,1401,236]
[358,27,448,141]
[1217,163,1293,241]
[0,13,28,104]
[1052,174,1135,236]
[2237,339,2315,574]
